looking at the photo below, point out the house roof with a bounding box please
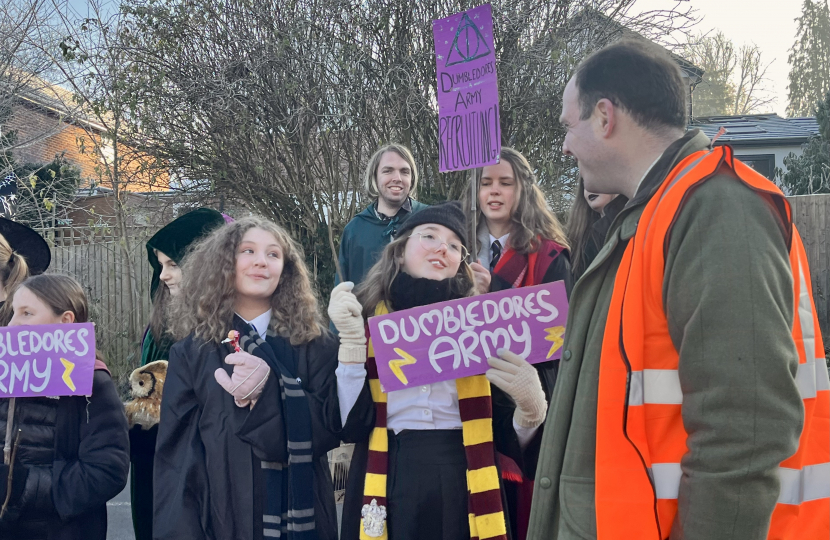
[569,9,704,85]
[689,114,820,147]
[3,73,106,132]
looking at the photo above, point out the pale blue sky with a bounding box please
[632,0,802,116]
[60,0,803,116]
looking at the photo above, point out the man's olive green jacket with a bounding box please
[528,130,804,540]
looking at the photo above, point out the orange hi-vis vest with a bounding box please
[595,145,830,539]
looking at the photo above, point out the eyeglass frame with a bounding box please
[407,232,469,262]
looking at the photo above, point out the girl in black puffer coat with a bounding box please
[0,274,130,540]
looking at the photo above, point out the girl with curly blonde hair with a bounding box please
[155,217,342,540]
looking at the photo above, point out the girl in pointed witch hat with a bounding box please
[328,201,549,540]
[153,216,342,540]
[0,217,51,325]
[142,208,229,366]
[129,207,229,540]
[0,274,129,540]
[460,148,572,539]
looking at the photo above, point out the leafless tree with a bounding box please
[100,0,694,290]
[684,31,774,117]
[0,0,77,180]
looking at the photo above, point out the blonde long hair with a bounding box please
[171,217,323,345]
[0,235,31,325]
[355,234,475,319]
[462,147,569,256]
[363,143,419,199]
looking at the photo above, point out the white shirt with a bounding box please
[238,310,272,338]
[476,232,510,268]
[336,362,539,447]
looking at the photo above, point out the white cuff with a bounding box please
[338,344,367,364]
[513,417,540,449]
[336,362,367,427]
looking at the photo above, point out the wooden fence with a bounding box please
[788,194,830,343]
[32,195,828,395]
[41,225,157,394]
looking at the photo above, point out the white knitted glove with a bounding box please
[328,282,367,364]
[485,349,547,428]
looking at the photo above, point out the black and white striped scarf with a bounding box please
[236,319,317,540]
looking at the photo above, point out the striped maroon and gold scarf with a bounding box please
[359,303,507,540]
[492,237,565,288]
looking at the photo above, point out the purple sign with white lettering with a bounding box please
[368,281,567,392]
[433,3,501,172]
[0,323,96,398]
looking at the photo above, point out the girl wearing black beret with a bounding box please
[328,202,549,540]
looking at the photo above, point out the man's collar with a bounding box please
[374,197,412,221]
[626,129,709,208]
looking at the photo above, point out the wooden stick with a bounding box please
[0,429,22,519]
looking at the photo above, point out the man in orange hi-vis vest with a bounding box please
[527,40,829,540]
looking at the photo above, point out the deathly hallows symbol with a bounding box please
[445,13,492,67]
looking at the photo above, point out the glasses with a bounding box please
[409,232,469,262]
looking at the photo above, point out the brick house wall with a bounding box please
[6,101,169,192]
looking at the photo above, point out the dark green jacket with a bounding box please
[527,130,803,540]
[335,199,428,287]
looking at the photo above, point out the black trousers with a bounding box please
[387,429,470,540]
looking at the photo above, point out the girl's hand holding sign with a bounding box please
[486,348,547,428]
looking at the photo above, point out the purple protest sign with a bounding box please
[368,281,567,392]
[0,323,96,398]
[433,3,501,172]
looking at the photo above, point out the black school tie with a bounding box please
[489,240,502,271]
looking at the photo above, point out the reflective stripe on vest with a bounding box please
[595,145,830,540]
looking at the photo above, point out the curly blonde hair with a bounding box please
[171,217,323,345]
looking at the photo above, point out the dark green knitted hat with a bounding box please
[147,208,227,297]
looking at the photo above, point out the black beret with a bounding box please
[394,201,469,250]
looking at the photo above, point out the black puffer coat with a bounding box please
[0,368,130,540]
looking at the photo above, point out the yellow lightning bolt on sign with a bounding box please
[60,358,76,392]
[388,348,417,385]
[544,326,565,359]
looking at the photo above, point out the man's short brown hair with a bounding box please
[575,40,687,131]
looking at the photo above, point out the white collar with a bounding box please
[238,310,272,337]
[488,232,510,247]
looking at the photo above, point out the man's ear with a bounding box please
[60,311,76,324]
[594,98,617,138]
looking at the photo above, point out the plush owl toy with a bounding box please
[124,360,168,429]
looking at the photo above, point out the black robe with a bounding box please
[332,347,557,540]
[153,331,342,540]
